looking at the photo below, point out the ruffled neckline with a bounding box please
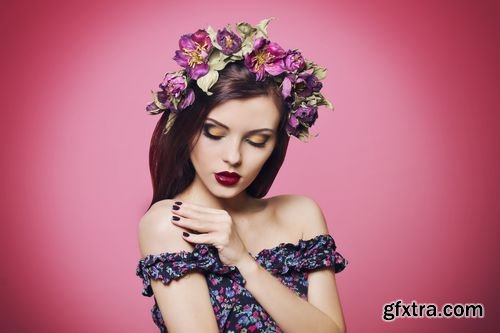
[138,233,334,263]
[251,233,334,259]
[137,233,347,294]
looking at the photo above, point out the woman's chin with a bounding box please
[210,182,248,198]
[211,187,242,198]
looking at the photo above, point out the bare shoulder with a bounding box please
[138,199,194,258]
[270,194,330,240]
[137,199,219,332]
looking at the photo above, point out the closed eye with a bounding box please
[202,124,270,148]
[202,124,224,140]
[246,139,267,148]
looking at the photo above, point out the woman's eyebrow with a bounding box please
[206,117,275,134]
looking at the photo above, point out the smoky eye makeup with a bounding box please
[248,134,270,145]
[202,123,224,138]
[202,123,271,147]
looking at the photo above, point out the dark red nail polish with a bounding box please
[172,216,180,221]
[173,205,180,210]
[174,201,182,205]
[182,232,189,237]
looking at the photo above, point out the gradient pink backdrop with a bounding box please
[1,0,499,332]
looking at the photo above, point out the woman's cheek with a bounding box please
[199,137,218,153]
[251,151,270,170]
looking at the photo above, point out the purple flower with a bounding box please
[173,29,213,80]
[146,90,171,114]
[146,100,161,113]
[295,105,318,125]
[244,37,286,80]
[156,90,171,109]
[160,72,187,97]
[216,28,242,55]
[296,72,323,97]
[177,88,195,110]
[147,72,195,113]
[286,113,300,136]
[284,50,305,72]
[281,74,294,99]
[282,71,323,99]
[286,105,318,137]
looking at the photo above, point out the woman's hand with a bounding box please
[170,201,250,267]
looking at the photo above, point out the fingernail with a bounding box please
[174,201,183,205]
[182,232,189,237]
[172,205,180,210]
[172,216,180,221]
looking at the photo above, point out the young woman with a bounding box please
[136,19,349,333]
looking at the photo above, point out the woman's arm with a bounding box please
[237,256,343,333]
[235,196,346,333]
[138,202,219,333]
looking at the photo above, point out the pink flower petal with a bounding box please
[173,50,189,67]
[178,34,195,50]
[265,60,286,76]
[189,64,209,80]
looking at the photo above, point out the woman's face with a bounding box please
[189,94,281,198]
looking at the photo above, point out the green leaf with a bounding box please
[206,25,221,50]
[152,90,167,110]
[240,38,254,55]
[208,48,229,70]
[230,50,244,60]
[171,96,179,110]
[323,97,334,109]
[197,70,219,95]
[255,17,274,39]
[312,93,334,110]
[312,66,327,80]
[164,112,177,134]
[298,129,319,143]
[304,60,315,70]
[236,22,256,38]
[304,94,322,106]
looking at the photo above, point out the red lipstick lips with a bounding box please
[214,171,241,186]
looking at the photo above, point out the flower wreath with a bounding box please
[146,18,334,142]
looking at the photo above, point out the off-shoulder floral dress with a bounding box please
[136,233,348,332]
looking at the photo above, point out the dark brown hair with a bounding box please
[147,61,291,210]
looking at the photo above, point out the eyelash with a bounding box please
[202,125,268,148]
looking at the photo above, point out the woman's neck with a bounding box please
[174,176,259,216]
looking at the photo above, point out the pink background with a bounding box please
[1,0,499,332]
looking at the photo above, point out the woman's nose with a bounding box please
[222,139,242,166]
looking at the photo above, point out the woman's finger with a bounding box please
[174,201,225,215]
[172,203,227,227]
[171,202,202,220]
[181,230,214,245]
[171,216,214,233]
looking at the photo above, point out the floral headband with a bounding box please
[146,18,334,142]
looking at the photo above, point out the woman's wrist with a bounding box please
[234,252,259,276]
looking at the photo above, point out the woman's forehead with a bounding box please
[207,96,280,130]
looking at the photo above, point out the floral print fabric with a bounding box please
[136,233,348,332]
